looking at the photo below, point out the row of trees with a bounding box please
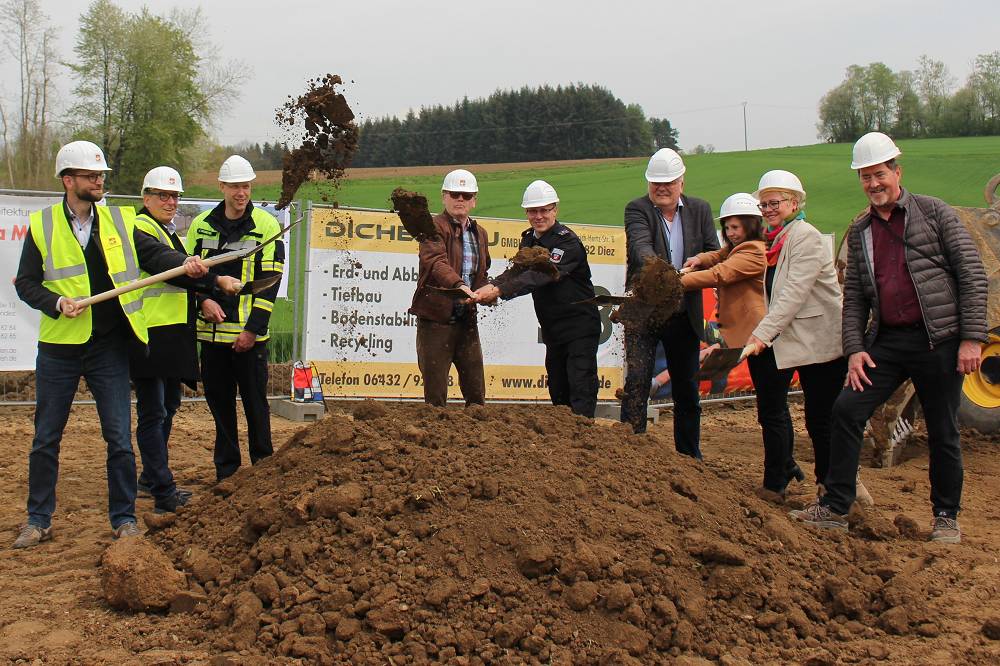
[818,52,1000,143]
[209,141,287,172]
[0,0,245,191]
[352,84,679,167]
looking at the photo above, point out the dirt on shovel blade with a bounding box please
[618,256,684,329]
[274,73,359,210]
[510,245,559,279]
[390,188,438,242]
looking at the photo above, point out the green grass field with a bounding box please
[185,136,1000,361]
[185,136,1000,237]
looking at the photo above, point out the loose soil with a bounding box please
[509,246,559,279]
[390,189,438,242]
[274,74,359,209]
[618,256,684,331]
[3,401,1000,664]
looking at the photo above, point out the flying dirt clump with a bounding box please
[390,188,438,241]
[618,256,684,330]
[509,245,560,279]
[274,74,359,210]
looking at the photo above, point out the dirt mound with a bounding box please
[274,74,359,209]
[142,402,1000,663]
[390,188,438,242]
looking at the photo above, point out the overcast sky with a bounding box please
[6,0,999,154]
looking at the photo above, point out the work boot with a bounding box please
[13,524,53,549]
[788,503,848,531]
[113,521,142,540]
[754,486,785,505]
[930,515,961,544]
[855,468,874,507]
[154,491,191,515]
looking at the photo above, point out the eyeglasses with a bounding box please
[446,191,475,200]
[145,190,180,202]
[70,172,106,183]
[758,199,788,211]
[526,204,557,216]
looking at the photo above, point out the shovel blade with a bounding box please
[237,274,282,295]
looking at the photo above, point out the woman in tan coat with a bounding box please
[681,192,766,348]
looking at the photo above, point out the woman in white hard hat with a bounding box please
[681,192,766,349]
[742,170,849,502]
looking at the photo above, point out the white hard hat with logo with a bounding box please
[218,155,256,183]
[851,132,901,170]
[521,180,559,208]
[142,166,184,193]
[645,148,686,183]
[717,193,762,220]
[54,140,112,178]
[753,170,806,203]
[442,169,478,193]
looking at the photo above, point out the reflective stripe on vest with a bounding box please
[134,213,187,328]
[30,204,148,344]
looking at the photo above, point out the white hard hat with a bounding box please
[717,193,762,220]
[142,166,184,193]
[753,170,806,203]
[54,140,112,178]
[851,131,901,170]
[441,169,478,193]
[218,155,256,183]
[521,180,559,208]
[645,148,686,183]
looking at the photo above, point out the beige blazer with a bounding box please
[751,220,843,370]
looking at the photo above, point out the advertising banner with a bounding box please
[305,208,626,400]
[0,195,61,370]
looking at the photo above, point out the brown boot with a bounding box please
[754,487,785,505]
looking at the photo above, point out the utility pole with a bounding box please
[742,102,749,152]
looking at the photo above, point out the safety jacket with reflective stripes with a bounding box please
[184,202,284,344]
[133,213,187,328]
[28,204,148,344]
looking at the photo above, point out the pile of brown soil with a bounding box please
[390,189,438,242]
[510,246,559,279]
[145,402,993,664]
[617,256,684,331]
[274,74,359,209]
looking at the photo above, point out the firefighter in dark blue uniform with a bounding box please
[474,180,601,417]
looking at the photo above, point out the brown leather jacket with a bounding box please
[409,212,491,323]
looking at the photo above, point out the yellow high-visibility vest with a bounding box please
[184,207,282,344]
[133,213,187,328]
[29,204,148,344]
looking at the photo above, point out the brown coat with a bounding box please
[682,240,766,348]
[409,212,491,323]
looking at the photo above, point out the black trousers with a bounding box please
[822,328,963,516]
[621,314,701,458]
[545,334,599,418]
[201,341,273,481]
[134,376,181,505]
[747,347,847,491]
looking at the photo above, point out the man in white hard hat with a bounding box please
[474,180,601,417]
[185,155,284,481]
[130,167,241,512]
[409,169,491,406]
[620,149,719,457]
[791,132,987,543]
[12,141,223,548]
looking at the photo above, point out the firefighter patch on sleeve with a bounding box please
[550,248,564,263]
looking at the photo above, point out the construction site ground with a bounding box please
[2,400,1000,664]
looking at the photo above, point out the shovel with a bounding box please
[74,214,302,308]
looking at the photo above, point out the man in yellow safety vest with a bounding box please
[185,156,284,482]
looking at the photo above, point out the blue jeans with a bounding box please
[134,376,180,506]
[29,338,136,529]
